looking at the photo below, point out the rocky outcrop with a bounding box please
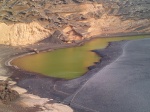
[0,80,19,103]
[0,0,150,46]
[0,22,51,46]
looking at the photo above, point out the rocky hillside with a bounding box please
[0,0,150,46]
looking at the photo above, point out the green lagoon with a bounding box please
[11,35,149,79]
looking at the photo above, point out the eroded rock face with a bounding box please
[0,0,149,46]
[0,22,51,46]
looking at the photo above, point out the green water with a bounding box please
[11,35,149,79]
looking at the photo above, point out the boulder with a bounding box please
[0,80,19,103]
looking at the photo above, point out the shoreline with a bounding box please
[0,46,73,111]
[8,40,126,107]
[6,32,150,69]
[2,33,150,112]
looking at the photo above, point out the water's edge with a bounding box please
[3,34,150,112]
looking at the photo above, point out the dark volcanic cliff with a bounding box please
[0,0,150,46]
